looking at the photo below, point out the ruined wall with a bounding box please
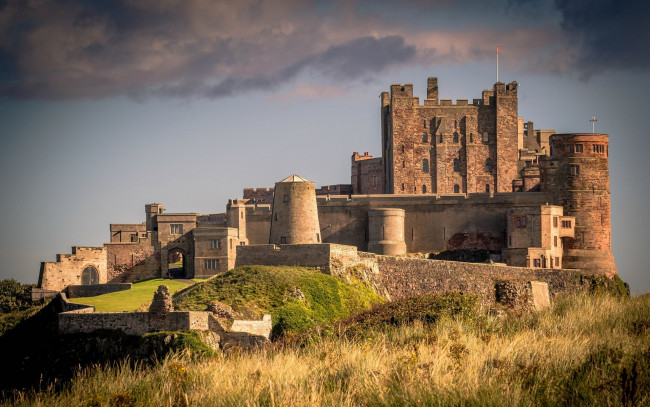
[39,247,108,292]
[58,310,211,335]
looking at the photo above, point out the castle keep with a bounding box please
[36,77,617,294]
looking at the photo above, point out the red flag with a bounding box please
[497,45,500,53]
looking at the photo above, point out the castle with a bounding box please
[35,77,616,295]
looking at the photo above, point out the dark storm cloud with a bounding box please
[554,0,650,76]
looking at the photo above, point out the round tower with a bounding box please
[269,175,321,245]
[367,208,406,256]
[548,133,616,276]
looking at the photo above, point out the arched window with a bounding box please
[422,185,427,193]
[453,158,460,172]
[485,158,493,173]
[454,184,460,193]
[422,158,429,173]
[453,132,459,143]
[81,266,99,285]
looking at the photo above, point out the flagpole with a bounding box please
[496,44,499,82]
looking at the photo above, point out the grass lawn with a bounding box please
[68,279,195,312]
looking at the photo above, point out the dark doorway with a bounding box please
[81,266,99,285]
[167,249,186,278]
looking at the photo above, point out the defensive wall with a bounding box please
[66,283,132,298]
[236,243,584,304]
[39,247,108,292]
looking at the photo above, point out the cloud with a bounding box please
[0,0,643,100]
[554,0,650,77]
[269,83,347,102]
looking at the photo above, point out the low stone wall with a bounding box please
[230,315,272,339]
[374,255,583,304]
[66,283,132,298]
[235,244,333,271]
[58,311,211,335]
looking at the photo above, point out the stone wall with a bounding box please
[105,240,158,282]
[66,283,132,298]
[58,310,212,335]
[39,246,108,292]
[235,244,333,271]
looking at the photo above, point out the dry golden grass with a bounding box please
[4,292,649,406]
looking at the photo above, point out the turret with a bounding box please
[145,203,164,232]
[545,133,616,276]
[269,175,321,245]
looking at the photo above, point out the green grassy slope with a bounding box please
[173,265,384,335]
[69,279,193,312]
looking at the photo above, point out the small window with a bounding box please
[170,224,183,235]
[241,212,244,219]
[453,184,460,193]
[401,183,405,191]
[240,241,246,245]
[453,158,460,172]
[486,184,490,193]
[562,220,572,228]
[316,233,320,242]
[485,158,493,173]
[592,144,605,153]
[554,236,558,247]
[575,144,583,153]
[203,259,220,270]
[482,132,488,143]
[522,216,527,227]
[453,132,459,143]
[422,185,427,193]
[553,217,558,228]
[280,236,289,244]
[209,239,220,249]
[274,213,279,221]
[516,217,521,228]
[440,134,443,143]
[533,259,541,268]
[283,194,289,202]
[570,165,580,175]
[422,133,428,142]
[402,160,405,168]
[422,158,429,173]
[567,145,574,153]
[423,120,427,128]
[401,145,405,154]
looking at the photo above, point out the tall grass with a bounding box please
[4,292,649,406]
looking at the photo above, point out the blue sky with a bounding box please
[0,0,648,293]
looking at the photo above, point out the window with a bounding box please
[204,259,219,270]
[401,183,405,191]
[402,160,405,168]
[570,165,580,175]
[554,217,558,228]
[533,259,541,268]
[283,194,289,202]
[575,144,583,153]
[516,216,527,228]
[567,145,574,153]
[554,236,558,247]
[280,236,289,244]
[422,158,429,173]
[240,241,246,245]
[316,233,320,242]
[274,213,279,221]
[209,239,221,249]
[170,224,183,235]
[453,184,460,193]
[401,145,405,154]
[440,134,443,143]
[424,120,427,128]
[593,144,605,153]
[485,158,493,173]
[422,133,428,142]
[422,185,427,193]
[453,158,460,172]
[486,184,490,193]
[482,132,489,143]
[562,220,572,228]
[453,132,459,143]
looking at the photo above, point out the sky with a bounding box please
[0,0,648,293]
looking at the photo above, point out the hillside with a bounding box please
[173,265,384,335]
[2,291,648,406]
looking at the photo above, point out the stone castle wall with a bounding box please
[39,247,108,292]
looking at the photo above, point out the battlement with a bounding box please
[352,152,374,161]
